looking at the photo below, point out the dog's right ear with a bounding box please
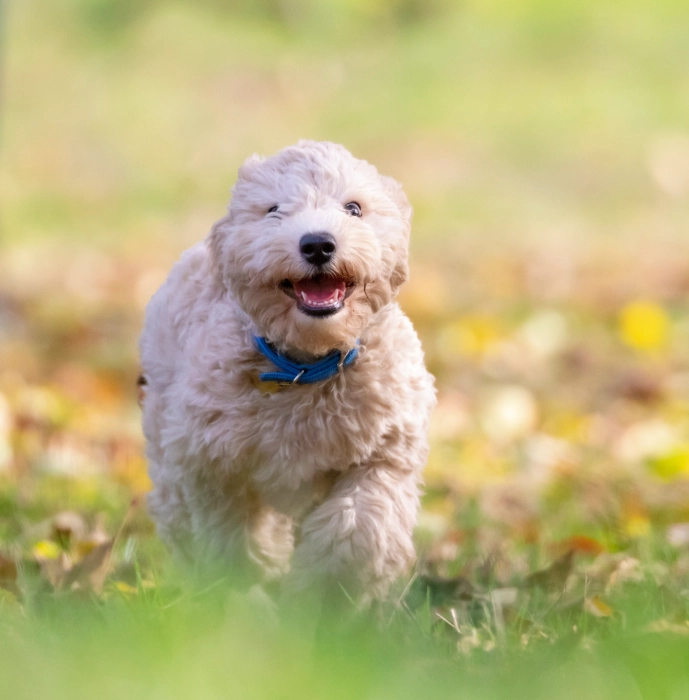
[236,153,266,184]
[208,214,232,293]
[208,153,267,291]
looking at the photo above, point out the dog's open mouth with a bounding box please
[280,275,355,317]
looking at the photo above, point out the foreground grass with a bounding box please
[0,479,688,700]
[1,563,688,699]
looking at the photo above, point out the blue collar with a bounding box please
[254,336,359,385]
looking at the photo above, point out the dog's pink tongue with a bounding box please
[293,277,346,304]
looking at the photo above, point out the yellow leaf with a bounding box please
[113,581,138,596]
[585,595,613,618]
[648,446,689,480]
[439,315,503,359]
[462,315,503,356]
[74,532,110,560]
[624,513,651,538]
[619,301,669,352]
[32,540,61,560]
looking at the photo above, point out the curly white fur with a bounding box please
[140,141,436,604]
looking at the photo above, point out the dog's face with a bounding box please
[210,141,411,355]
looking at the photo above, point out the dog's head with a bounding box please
[210,141,411,355]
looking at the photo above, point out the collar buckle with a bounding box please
[280,369,305,387]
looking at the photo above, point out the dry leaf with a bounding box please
[39,552,71,589]
[0,553,21,599]
[645,619,689,635]
[607,557,644,589]
[556,535,605,557]
[0,553,18,583]
[52,511,86,550]
[667,523,689,548]
[74,515,110,560]
[525,550,574,591]
[406,575,474,609]
[62,541,113,594]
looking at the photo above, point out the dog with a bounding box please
[139,140,436,606]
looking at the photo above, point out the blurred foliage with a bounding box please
[68,0,450,34]
[4,0,689,249]
[2,0,689,695]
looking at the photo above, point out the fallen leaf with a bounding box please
[645,619,689,635]
[490,587,519,607]
[667,523,689,548]
[62,541,113,594]
[557,535,605,557]
[32,540,61,560]
[61,498,138,594]
[52,511,86,550]
[584,595,613,618]
[0,553,17,583]
[612,370,665,404]
[0,553,21,599]
[406,575,474,609]
[74,514,110,559]
[525,550,574,591]
[624,513,651,538]
[607,556,644,589]
[39,552,71,589]
[648,447,689,481]
[113,581,138,597]
[619,300,669,352]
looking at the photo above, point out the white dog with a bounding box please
[139,141,436,605]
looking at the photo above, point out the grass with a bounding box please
[0,473,688,699]
[1,538,688,699]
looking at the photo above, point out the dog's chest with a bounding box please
[235,370,390,489]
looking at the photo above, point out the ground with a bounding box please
[2,0,689,697]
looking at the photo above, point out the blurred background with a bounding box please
[2,0,689,578]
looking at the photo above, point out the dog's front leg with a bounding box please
[281,455,421,609]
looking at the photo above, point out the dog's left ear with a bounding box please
[379,174,412,291]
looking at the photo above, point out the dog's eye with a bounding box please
[267,205,279,214]
[344,202,362,217]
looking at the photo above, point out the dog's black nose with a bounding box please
[299,233,336,267]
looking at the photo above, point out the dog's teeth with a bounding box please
[297,287,346,310]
